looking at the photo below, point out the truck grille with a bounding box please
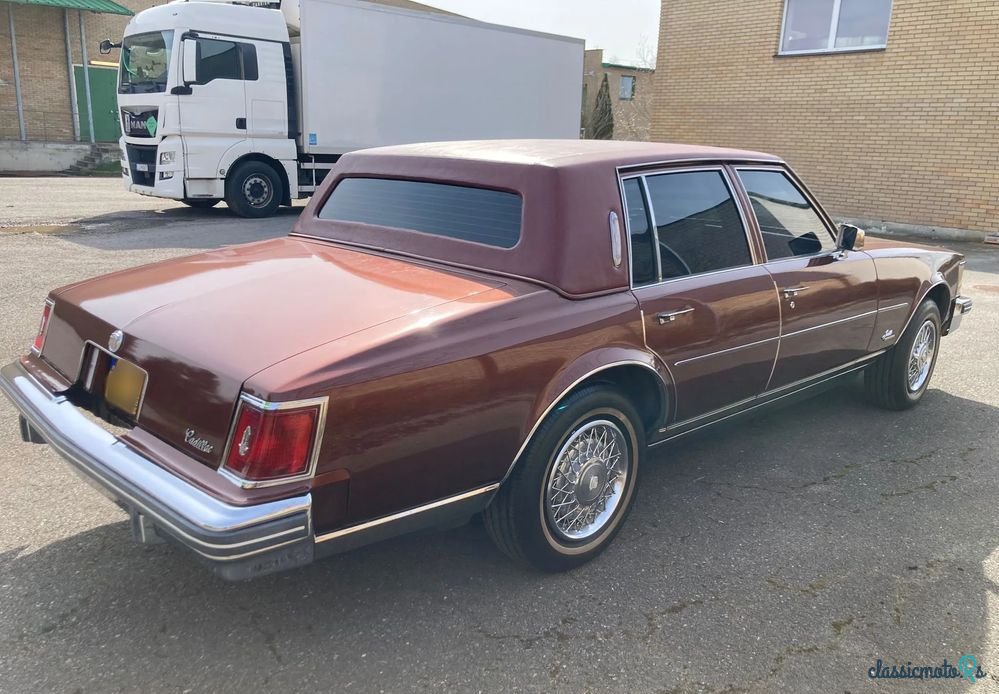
[125,144,157,187]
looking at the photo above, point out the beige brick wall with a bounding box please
[651,0,999,233]
[582,49,655,141]
[1,1,157,142]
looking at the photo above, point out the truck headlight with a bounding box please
[159,171,174,180]
[159,151,175,165]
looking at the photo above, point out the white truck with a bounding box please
[109,0,584,217]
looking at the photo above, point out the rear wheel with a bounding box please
[865,299,941,410]
[225,161,283,218]
[484,385,642,572]
[181,198,219,209]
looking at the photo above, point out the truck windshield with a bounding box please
[119,31,174,94]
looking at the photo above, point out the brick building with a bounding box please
[581,48,654,141]
[651,0,999,234]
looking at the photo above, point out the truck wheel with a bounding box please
[225,161,283,218]
[865,299,941,410]
[483,385,642,572]
[182,198,219,209]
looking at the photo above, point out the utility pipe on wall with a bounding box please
[7,4,26,141]
[64,9,81,141]
[78,10,95,143]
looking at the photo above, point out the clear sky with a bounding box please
[420,0,661,67]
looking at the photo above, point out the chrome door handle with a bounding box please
[656,307,694,325]
[782,285,809,297]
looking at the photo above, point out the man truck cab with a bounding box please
[113,0,585,217]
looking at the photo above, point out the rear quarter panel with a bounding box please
[250,287,650,531]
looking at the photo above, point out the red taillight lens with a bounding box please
[223,399,322,484]
[32,300,53,354]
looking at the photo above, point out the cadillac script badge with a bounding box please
[184,429,214,454]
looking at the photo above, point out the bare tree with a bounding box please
[607,36,655,141]
[590,73,614,140]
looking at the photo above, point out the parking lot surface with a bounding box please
[0,178,997,693]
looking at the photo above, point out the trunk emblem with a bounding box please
[184,429,214,454]
[237,425,253,457]
[108,329,124,353]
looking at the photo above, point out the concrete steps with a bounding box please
[63,144,119,175]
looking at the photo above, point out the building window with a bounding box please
[619,75,636,100]
[779,0,892,55]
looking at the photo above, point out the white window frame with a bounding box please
[619,75,636,101]
[778,0,893,56]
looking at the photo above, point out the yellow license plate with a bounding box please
[104,358,147,419]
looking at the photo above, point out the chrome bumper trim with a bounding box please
[946,295,972,334]
[0,360,314,580]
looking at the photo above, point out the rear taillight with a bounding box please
[221,394,327,486]
[31,299,54,354]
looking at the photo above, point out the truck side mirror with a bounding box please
[836,223,866,252]
[98,39,119,55]
[182,38,199,85]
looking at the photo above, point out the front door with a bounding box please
[734,167,878,390]
[177,35,249,180]
[624,169,781,426]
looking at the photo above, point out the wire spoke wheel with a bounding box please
[544,419,629,542]
[906,319,937,392]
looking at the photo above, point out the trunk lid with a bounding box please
[44,237,505,466]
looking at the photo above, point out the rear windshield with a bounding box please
[318,178,522,249]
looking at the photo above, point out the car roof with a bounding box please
[351,139,783,169]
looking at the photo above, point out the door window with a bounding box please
[737,169,836,260]
[644,171,753,279]
[194,39,258,83]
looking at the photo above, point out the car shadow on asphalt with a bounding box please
[1,376,997,689]
[55,205,303,252]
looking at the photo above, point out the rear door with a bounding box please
[734,167,878,389]
[625,168,781,426]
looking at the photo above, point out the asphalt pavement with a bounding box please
[0,178,997,693]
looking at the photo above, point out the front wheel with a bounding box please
[225,161,283,218]
[483,385,642,572]
[865,298,942,410]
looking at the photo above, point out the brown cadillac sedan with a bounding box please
[1,140,972,579]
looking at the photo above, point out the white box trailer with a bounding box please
[112,0,584,217]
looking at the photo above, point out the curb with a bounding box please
[834,217,989,244]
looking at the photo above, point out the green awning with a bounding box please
[1,0,132,15]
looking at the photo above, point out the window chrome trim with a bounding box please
[615,156,780,176]
[777,0,893,56]
[218,391,329,489]
[639,175,663,282]
[620,165,760,287]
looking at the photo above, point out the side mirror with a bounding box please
[182,38,199,85]
[836,223,866,252]
[98,39,119,55]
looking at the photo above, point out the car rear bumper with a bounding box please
[0,359,314,580]
[945,295,973,334]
